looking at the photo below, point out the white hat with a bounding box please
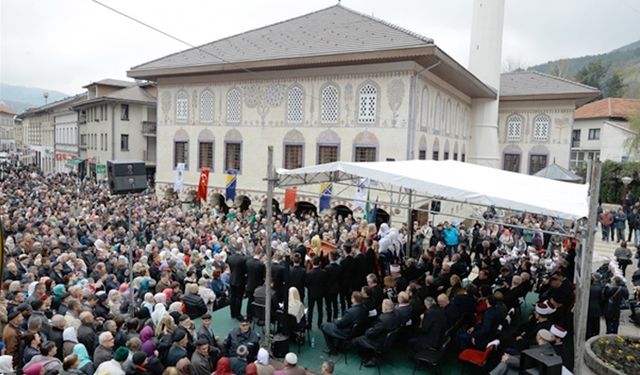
[550,324,567,339]
[285,352,298,365]
[538,329,554,342]
[257,348,269,365]
[390,265,401,273]
[535,301,556,316]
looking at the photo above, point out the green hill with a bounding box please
[529,40,640,98]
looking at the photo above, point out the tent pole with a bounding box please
[406,189,414,258]
[573,160,600,374]
[264,146,274,348]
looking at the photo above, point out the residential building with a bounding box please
[571,98,640,170]
[72,79,157,179]
[128,4,598,218]
[54,94,86,173]
[0,102,16,152]
[16,96,84,172]
[498,71,599,174]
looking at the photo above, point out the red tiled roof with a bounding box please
[575,98,640,119]
[0,102,16,115]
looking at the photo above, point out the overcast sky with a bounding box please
[2,0,639,95]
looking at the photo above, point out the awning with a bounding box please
[276,160,589,220]
[65,159,85,167]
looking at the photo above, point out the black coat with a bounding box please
[227,253,247,287]
[354,254,367,290]
[362,312,399,349]
[340,256,357,293]
[289,265,306,300]
[306,267,327,300]
[394,304,413,326]
[324,262,342,295]
[197,324,216,348]
[369,285,384,311]
[416,306,448,350]
[323,303,368,339]
[471,305,503,348]
[77,323,97,356]
[245,257,265,292]
[588,283,604,318]
[49,326,64,361]
[183,293,208,319]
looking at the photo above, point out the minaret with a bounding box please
[467,0,505,168]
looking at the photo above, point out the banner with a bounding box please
[174,163,185,192]
[353,178,369,210]
[196,167,210,202]
[319,182,332,212]
[369,197,378,224]
[225,169,237,203]
[284,188,297,210]
[96,164,107,181]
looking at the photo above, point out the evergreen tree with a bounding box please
[605,72,626,98]
[575,59,608,91]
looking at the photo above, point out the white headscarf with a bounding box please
[63,327,78,343]
[287,287,305,323]
[0,355,14,374]
[151,303,168,326]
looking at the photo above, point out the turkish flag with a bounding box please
[196,168,210,202]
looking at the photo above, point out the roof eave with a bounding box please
[500,91,600,102]
[71,97,156,110]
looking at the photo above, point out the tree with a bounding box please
[549,60,570,78]
[625,111,640,158]
[605,72,626,98]
[502,57,527,73]
[575,59,608,91]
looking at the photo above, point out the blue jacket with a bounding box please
[443,227,459,246]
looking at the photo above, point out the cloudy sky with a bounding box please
[2,0,638,94]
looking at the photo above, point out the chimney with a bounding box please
[467,0,505,168]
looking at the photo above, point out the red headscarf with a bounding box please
[214,357,234,375]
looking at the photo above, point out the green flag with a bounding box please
[364,190,371,222]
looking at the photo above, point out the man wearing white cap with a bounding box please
[549,324,568,362]
[273,352,305,375]
[511,300,555,351]
[255,347,275,374]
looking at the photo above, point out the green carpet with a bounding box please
[197,294,539,375]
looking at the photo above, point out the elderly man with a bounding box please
[190,338,214,375]
[321,291,368,355]
[183,284,208,319]
[49,314,66,361]
[94,331,115,368]
[223,317,259,360]
[410,297,448,352]
[3,310,24,368]
[352,299,399,367]
[77,311,97,356]
[273,352,306,375]
[95,347,129,375]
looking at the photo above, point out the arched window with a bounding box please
[445,99,452,135]
[173,129,189,169]
[503,145,522,172]
[420,88,429,131]
[199,90,214,123]
[283,129,305,169]
[533,114,550,141]
[434,94,442,131]
[224,129,242,173]
[353,131,379,162]
[198,129,214,170]
[320,84,339,124]
[358,83,377,124]
[506,114,523,141]
[175,90,188,123]
[432,138,440,160]
[226,88,242,124]
[317,129,341,164]
[418,135,427,160]
[287,85,304,124]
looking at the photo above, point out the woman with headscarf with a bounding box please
[22,363,44,375]
[139,326,156,359]
[0,355,14,374]
[287,287,306,344]
[108,289,122,315]
[142,293,155,316]
[62,327,78,358]
[72,344,95,375]
[151,302,168,327]
[213,357,233,375]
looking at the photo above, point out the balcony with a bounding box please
[142,121,156,136]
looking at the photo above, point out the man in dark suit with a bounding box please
[353,299,399,367]
[438,293,461,328]
[197,314,217,348]
[324,251,342,322]
[409,297,448,351]
[289,253,306,302]
[321,291,368,355]
[306,256,327,329]
[271,251,287,303]
[340,241,357,314]
[353,250,367,292]
[394,291,413,327]
[459,295,504,350]
[245,249,265,318]
[227,249,247,320]
[366,274,384,312]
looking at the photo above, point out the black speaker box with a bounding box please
[107,161,147,194]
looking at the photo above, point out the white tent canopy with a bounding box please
[277,160,589,220]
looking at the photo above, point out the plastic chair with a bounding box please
[359,329,399,375]
[458,339,500,374]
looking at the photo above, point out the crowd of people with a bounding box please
[0,164,637,375]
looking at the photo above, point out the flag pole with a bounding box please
[264,146,275,348]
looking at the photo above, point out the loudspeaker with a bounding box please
[107,161,147,194]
